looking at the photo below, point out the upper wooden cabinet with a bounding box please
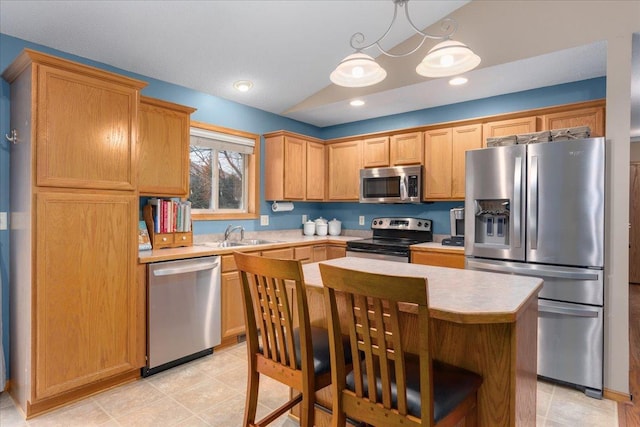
[391,132,423,165]
[482,116,538,145]
[306,141,325,200]
[363,136,390,167]
[138,97,196,197]
[424,124,482,200]
[327,140,362,200]
[541,106,605,137]
[265,131,324,201]
[1,51,147,191]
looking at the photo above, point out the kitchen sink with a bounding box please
[198,239,280,248]
[241,239,279,245]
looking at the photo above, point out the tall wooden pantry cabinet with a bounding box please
[3,49,147,417]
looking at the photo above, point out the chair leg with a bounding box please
[244,369,260,427]
[299,392,314,427]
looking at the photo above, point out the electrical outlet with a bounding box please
[302,214,307,224]
[0,212,6,230]
[260,215,269,226]
[359,215,365,226]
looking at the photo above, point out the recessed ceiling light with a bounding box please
[449,76,468,86]
[350,99,365,107]
[233,80,253,92]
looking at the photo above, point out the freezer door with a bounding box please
[527,138,605,267]
[465,144,526,261]
[538,299,603,395]
[465,258,603,305]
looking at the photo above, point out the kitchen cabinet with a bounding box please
[138,96,196,197]
[327,140,362,200]
[261,247,295,259]
[3,49,147,417]
[363,136,390,167]
[482,116,538,145]
[390,131,423,165]
[326,244,347,259]
[264,131,325,201]
[411,247,465,269]
[306,141,325,200]
[221,254,246,340]
[541,105,605,137]
[424,124,482,200]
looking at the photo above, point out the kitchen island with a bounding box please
[301,257,543,427]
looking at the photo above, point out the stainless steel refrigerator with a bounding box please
[464,137,605,398]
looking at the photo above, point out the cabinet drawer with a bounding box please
[221,254,237,272]
[261,248,295,259]
[295,246,313,261]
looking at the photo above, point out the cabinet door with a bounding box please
[36,64,139,190]
[363,136,390,168]
[138,97,194,197]
[306,141,325,200]
[541,106,605,137]
[35,192,139,399]
[326,245,346,259]
[221,271,246,338]
[261,247,294,259]
[391,132,423,165]
[284,136,307,200]
[424,129,452,199]
[411,250,465,269]
[451,124,482,198]
[328,140,362,200]
[482,116,538,145]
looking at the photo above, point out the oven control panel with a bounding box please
[371,217,432,231]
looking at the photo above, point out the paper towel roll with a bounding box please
[271,201,294,212]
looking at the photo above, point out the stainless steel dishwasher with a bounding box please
[143,256,221,376]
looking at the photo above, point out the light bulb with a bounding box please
[352,66,364,78]
[440,54,454,67]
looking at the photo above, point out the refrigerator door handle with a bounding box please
[465,259,601,281]
[513,156,522,248]
[529,156,539,250]
[538,300,600,318]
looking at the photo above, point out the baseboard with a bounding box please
[604,387,632,403]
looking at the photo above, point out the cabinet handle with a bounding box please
[181,236,186,240]
[162,237,168,242]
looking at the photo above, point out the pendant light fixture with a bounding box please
[330,0,480,87]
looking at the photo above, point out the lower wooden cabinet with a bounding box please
[411,248,465,269]
[33,192,142,405]
[219,242,347,341]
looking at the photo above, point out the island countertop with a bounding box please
[303,257,543,324]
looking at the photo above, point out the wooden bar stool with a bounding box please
[320,263,483,427]
[234,252,347,427]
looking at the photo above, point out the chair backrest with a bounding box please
[319,263,432,425]
[234,251,313,374]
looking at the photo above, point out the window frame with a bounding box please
[189,120,260,221]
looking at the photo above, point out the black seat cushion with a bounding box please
[293,326,353,375]
[346,353,482,422]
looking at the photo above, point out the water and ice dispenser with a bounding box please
[473,199,510,246]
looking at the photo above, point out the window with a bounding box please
[189,121,260,220]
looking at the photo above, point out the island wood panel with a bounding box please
[300,265,538,427]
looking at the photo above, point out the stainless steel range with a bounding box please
[346,217,433,263]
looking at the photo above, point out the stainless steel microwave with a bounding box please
[359,165,422,203]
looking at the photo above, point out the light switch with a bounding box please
[260,215,269,226]
[302,214,307,224]
[0,212,7,230]
[359,215,365,226]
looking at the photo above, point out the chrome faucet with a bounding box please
[224,225,244,241]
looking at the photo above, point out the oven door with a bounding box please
[346,249,409,263]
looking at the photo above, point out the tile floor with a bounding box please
[0,343,618,427]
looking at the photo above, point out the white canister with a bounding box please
[303,221,316,236]
[316,222,328,236]
[328,218,342,236]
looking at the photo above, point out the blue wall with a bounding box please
[0,32,606,376]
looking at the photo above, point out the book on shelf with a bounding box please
[138,221,152,251]
[146,198,192,233]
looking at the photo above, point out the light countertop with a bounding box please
[302,257,542,324]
